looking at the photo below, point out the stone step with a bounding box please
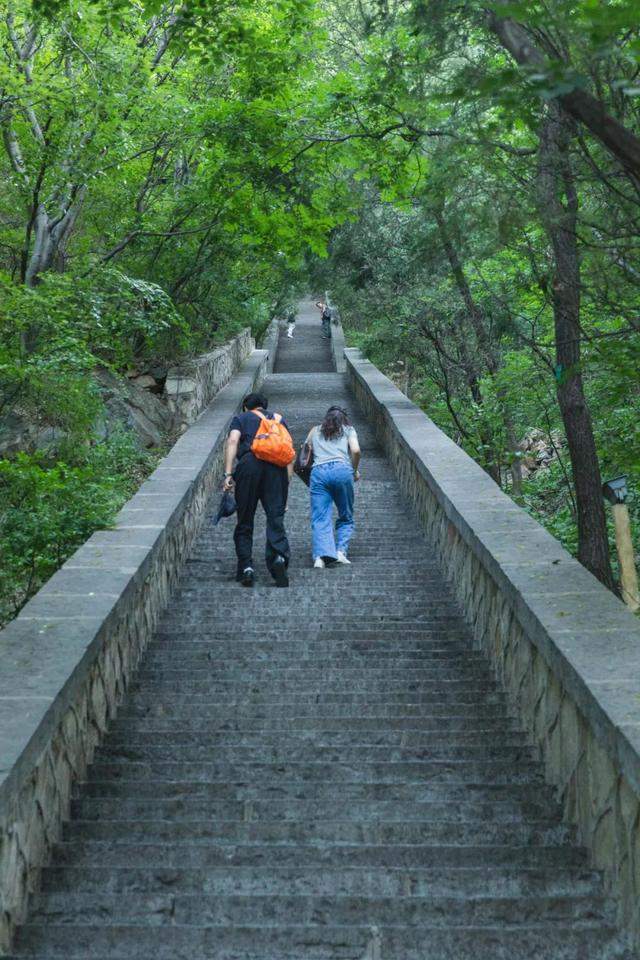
[156,630,469,646]
[208,528,424,536]
[85,758,544,785]
[202,511,422,523]
[158,618,465,634]
[171,584,460,600]
[175,568,452,580]
[186,553,440,568]
[213,516,418,526]
[134,664,501,691]
[95,742,533,764]
[156,618,465,631]
[142,646,478,664]
[101,728,530,751]
[119,698,511,719]
[211,525,421,536]
[180,567,449,578]
[157,618,466,631]
[13,922,632,959]
[172,577,453,591]
[133,656,492,673]
[161,606,462,620]
[39,863,604,899]
[134,662,494,680]
[52,840,587,870]
[182,566,450,582]
[30,891,611,927]
[172,588,457,604]
[152,630,470,645]
[125,685,508,703]
[63,819,573,848]
[109,715,520,736]
[177,547,440,558]
[77,779,554,804]
[127,677,501,697]
[147,656,480,673]
[70,796,559,824]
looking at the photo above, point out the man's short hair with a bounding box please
[242,392,268,411]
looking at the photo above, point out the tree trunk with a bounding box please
[23,189,87,286]
[505,415,523,497]
[536,105,615,590]
[24,204,53,286]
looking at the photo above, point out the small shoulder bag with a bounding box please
[293,435,315,486]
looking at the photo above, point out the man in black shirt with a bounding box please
[223,392,292,587]
[315,299,332,339]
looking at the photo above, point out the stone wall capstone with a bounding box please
[0,349,269,954]
[323,293,346,373]
[346,346,640,948]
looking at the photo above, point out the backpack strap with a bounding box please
[253,411,281,423]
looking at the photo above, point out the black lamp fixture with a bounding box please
[602,475,628,505]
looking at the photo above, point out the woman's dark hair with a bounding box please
[243,392,268,411]
[320,405,349,441]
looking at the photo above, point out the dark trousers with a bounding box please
[321,313,332,338]
[233,454,290,576]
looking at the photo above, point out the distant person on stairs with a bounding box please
[286,309,296,339]
[223,392,293,587]
[315,299,332,339]
[305,406,360,569]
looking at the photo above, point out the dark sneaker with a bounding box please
[272,556,289,588]
[240,567,254,587]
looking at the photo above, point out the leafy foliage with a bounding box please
[0,0,342,622]
[0,432,157,625]
[306,0,640,591]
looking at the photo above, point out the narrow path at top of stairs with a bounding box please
[273,299,333,373]
[8,299,634,959]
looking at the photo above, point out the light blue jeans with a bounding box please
[310,460,355,560]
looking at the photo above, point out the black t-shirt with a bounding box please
[229,409,290,461]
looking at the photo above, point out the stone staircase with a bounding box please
[8,302,634,958]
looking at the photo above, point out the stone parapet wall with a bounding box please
[0,350,268,954]
[329,313,346,374]
[259,317,281,374]
[164,328,254,429]
[323,294,346,373]
[346,347,640,947]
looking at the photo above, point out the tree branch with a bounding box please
[485,6,640,180]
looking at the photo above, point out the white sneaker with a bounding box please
[313,557,325,569]
[336,551,351,565]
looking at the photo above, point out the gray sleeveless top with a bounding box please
[311,425,357,468]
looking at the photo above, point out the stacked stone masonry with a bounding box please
[164,328,254,428]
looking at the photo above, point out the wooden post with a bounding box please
[612,502,640,612]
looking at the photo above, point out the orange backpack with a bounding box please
[251,411,295,467]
